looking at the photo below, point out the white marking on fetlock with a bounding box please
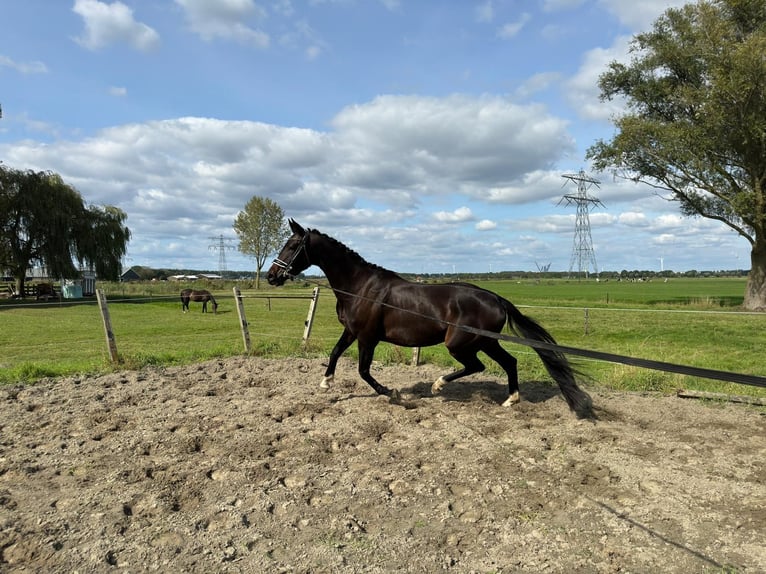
[431,376,447,395]
[320,375,333,389]
[502,391,520,407]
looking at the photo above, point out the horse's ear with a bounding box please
[289,218,305,236]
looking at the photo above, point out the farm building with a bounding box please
[120,267,142,282]
[169,274,222,281]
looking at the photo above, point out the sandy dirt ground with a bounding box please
[0,356,764,573]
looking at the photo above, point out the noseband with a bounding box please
[272,232,309,279]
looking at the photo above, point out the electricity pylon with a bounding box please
[208,235,235,275]
[558,170,604,279]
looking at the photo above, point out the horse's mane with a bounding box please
[310,229,402,279]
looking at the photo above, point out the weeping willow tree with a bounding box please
[587,0,766,309]
[0,165,131,296]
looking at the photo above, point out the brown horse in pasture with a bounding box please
[267,219,592,418]
[35,282,57,301]
[180,289,218,314]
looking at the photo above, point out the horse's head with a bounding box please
[268,218,311,286]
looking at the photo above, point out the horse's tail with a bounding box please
[501,298,593,419]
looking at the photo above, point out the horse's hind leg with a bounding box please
[431,346,485,394]
[482,339,520,407]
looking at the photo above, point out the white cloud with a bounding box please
[279,19,326,59]
[272,0,294,17]
[562,1,689,122]
[654,233,677,245]
[330,95,575,196]
[652,213,687,231]
[175,0,269,47]
[587,212,616,226]
[618,211,648,227]
[598,0,688,31]
[0,55,48,74]
[513,213,572,234]
[379,0,401,11]
[1,93,732,272]
[478,170,572,205]
[514,72,561,100]
[73,0,160,52]
[108,86,127,97]
[543,0,586,11]
[434,207,474,223]
[565,38,631,121]
[475,1,494,23]
[5,104,505,257]
[497,13,531,39]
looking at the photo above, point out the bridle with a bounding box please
[272,231,310,280]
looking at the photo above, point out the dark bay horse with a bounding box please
[180,289,218,314]
[267,219,593,418]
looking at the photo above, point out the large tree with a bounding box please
[586,0,766,309]
[233,196,289,289]
[0,166,130,296]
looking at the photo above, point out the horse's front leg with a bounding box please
[321,328,356,389]
[357,340,398,399]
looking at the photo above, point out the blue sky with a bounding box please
[0,0,750,275]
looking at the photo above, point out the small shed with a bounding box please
[61,280,83,299]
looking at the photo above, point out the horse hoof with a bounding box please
[501,391,520,407]
[320,375,333,390]
[431,376,447,395]
[388,388,401,403]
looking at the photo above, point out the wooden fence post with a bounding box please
[95,289,119,363]
[303,287,320,345]
[233,287,251,352]
[584,308,590,335]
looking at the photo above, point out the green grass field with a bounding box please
[1,277,764,399]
